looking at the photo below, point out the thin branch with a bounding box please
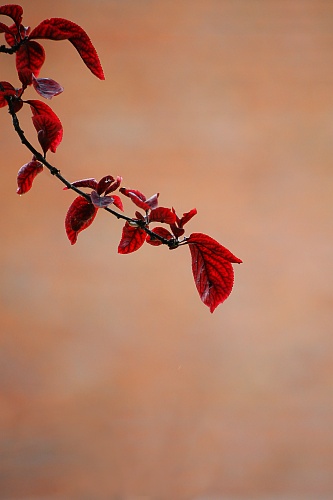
[6,96,176,247]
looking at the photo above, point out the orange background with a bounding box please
[1,1,333,498]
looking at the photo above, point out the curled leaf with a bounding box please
[29,18,105,80]
[16,159,43,194]
[188,233,242,313]
[0,4,23,27]
[65,196,97,245]
[118,222,146,254]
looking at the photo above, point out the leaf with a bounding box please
[0,81,16,107]
[90,190,114,208]
[32,75,63,99]
[111,195,123,211]
[4,23,28,46]
[104,175,122,195]
[119,188,159,212]
[16,159,43,194]
[29,18,105,80]
[16,41,45,86]
[28,99,63,153]
[65,178,98,190]
[146,227,174,246]
[118,222,146,254]
[65,196,97,245]
[0,5,23,27]
[188,233,242,313]
[96,175,115,195]
[0,21,15,34]
[149,207,176,224]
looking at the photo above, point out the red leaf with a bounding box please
[105,175,122,195]
[119,188,159,211]
[29,18,105,80]
[0,5,23,27]
[97,175,115,195]
[111,195,124,211]
[16,41,45,86]
[0,21,15,34]
[188,233,242,313]
[28,100,63,153]
[146,227,174,246]
[16,159,43,194]
[180,208,197,226]
[4,22,28,46]
[149,207,176,224]
[118,222,146,254]
[65,196,97,245]
[65,178,98,190]
[32,75,63,99]
[0,81,16,107]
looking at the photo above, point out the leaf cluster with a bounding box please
[0,4,242,312]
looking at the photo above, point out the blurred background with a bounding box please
[1,1,333,498]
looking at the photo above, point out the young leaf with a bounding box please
[28,99,63,153]
[188,233,242,313]
[90,189,114,208]
[149,207,176,225]
[29,18,105,80]
[16,41,45,86]
[32,75,63,99]
[65,196,97,245]
[118,222,146,254]
[16,159,43,194]
[146,227,174,246]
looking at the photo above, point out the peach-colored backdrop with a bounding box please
[1,1,333,498]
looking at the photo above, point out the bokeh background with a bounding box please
[1,1,333,498]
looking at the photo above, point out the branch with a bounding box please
[6,96,175,247]
[0,38,27,54]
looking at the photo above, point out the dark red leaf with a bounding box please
[16,159,43,194]
[0,21,15,34]
[118,222,146,254]
[188,233,242,313]
[119,188,159,211]
[0,5,23,27]
[146,227,174,246]
[65,196,97,245]
[0,80,16,107]
[29,18,105,80]
[104,175,122,195]
[32,75,63,99]
[28,99,63,153]
[119,187,150,211]
[16,41,45,86]
[4,23,28,46]
[149,207,176,224]
[65,178,98,190]
[97,175,114,195]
